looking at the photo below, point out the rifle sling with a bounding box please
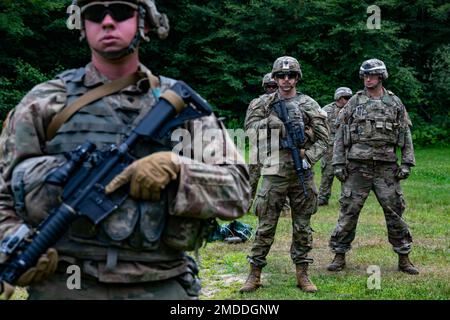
[46,72,159,141]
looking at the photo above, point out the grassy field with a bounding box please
[198,147,450,300]
[9,147,449,300]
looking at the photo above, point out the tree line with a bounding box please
[0,0,448,145]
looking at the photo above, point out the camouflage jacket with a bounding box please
[0,62,250,282]
[332,88,415,166]
[322,102,343,145]
[244,91,329,176]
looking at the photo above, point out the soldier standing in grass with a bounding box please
[327,58,419,275]
[317,87,353,206]
[241,56,329,293]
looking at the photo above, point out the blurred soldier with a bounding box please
[318,87,352,206]
[248,73,278,203]
[241,56,329,293]
[0,0,250,300]
[328,59,419,275]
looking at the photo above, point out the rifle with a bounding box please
[0,81,212,292]
[272,99,310,197]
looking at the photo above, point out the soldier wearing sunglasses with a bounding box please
[242,56,329,294]
[0,0,250,300]
[317,87,353,206]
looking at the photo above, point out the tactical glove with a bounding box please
[334,165,348,182]
[105,151,181,201]
[266,114,286,138]
[0,248,58,300]
[396,164,411,180]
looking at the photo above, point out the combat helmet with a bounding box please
[72,0,169,59]
[261,73,276,88]
[334,87,353,101]
[359,58,388,80]
[272,56,302,80]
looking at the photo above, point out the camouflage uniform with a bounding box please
[0,64,250,299]
[245,91,328,267]
[318,102,341,204]
[249,74,290,216]
[330,87,415,255]
[318,87,352,204]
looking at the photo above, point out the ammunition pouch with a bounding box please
[11,155,66,227]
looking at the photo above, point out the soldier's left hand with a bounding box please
[105,151,181,201]
[0,248,58,300]
[396,164,411,180]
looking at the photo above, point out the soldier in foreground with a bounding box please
[328,59,419,275]
[317,87,353,206]
[0,0,250,300]
[241,56,329,293]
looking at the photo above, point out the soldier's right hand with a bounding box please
[396,164,411,180]
[105,151,181,202]
[334,165,348,182]
[267,114,286,137]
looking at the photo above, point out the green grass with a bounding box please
[9,148,449,300]
[198,147,450,300]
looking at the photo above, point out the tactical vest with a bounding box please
[348,91,400,147]
[27,68,207,263]
[261,93,312,176]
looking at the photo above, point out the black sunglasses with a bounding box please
[81,2,138,23]
[274,72,298,80]
[341,96,352,100]
[265,84,278,89]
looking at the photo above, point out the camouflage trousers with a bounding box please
[318,147,335,202]
[249,163,263,201]
[329,160,413,255]
[249,163,290,216]
[248,171,318,267]
[27,264,200,300]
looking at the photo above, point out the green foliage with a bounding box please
[410,112,450,146]
[0,0,448,146]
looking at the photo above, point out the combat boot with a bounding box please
[327,253,346,271]
[239,264,262,293]
[398,254,419,275]
[295,263,317,293]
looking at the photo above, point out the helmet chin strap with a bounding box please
[94,31,141,60]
